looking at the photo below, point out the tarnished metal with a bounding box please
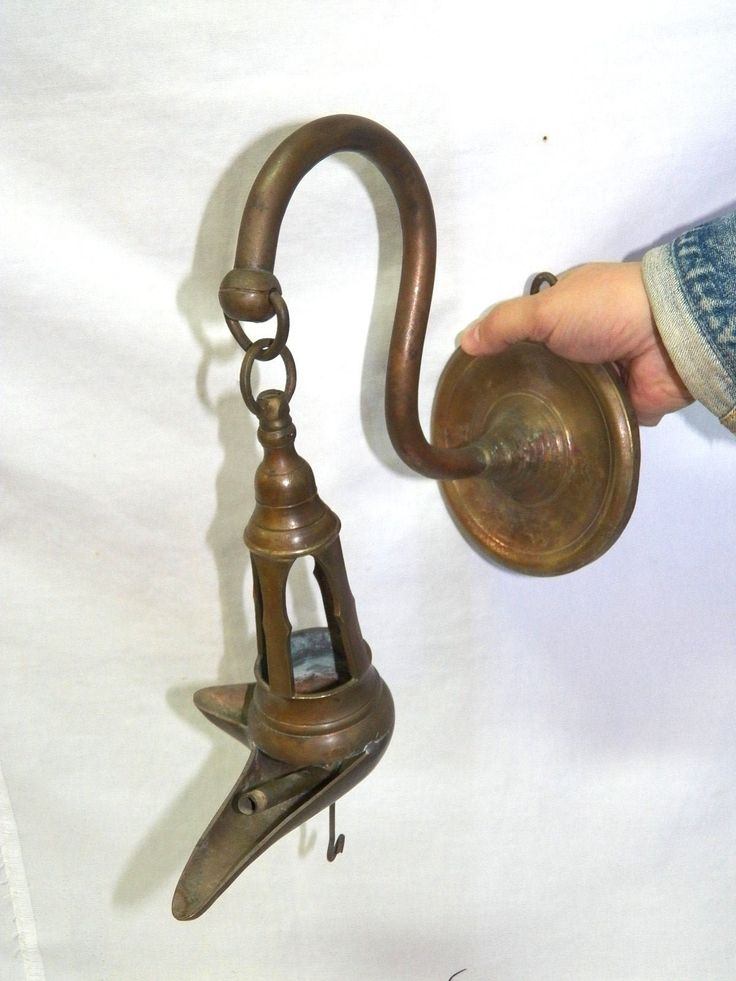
[239,339,296,415]
[226,286,290,360]
[172,388,393,920]
[431,268,640,575]
[219,113,488,481]
[327,803,345,862]
[173,114,641,920]
[432,343,639,574]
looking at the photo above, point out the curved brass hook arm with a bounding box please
[218,114,487,481]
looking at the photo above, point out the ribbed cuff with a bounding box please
[642,244,736,433]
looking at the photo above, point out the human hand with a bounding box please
[460,262,693,425]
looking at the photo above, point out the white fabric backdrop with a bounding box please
[3,2,736,978]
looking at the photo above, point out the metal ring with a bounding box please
[224,315,252,352]
[224,289,290,360]
[240,339,297,416]
[257,291,290,361]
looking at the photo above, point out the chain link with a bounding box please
[225,288,290,361]
[239,338,297,417]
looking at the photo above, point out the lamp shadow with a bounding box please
[114,124,298,908]
[114,120,415,907]
[112,389,257,908]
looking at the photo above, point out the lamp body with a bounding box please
[172,390,394,920]
[244,390,394,767]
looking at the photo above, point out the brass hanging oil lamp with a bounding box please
[172,115,639,919]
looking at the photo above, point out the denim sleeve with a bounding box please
[642,212,736,433]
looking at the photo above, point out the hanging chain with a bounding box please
[227,289,297,416]
[224,289,290,361]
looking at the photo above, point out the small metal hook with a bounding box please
[326,803,345,862]
[530,270,558,294]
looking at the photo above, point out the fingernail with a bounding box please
[460,322,480,352]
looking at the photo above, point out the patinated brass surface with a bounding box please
[173,114,641,919]
[173,389,393,920]
[218,114,487,482]
[432,342,640,575]
[173,690,388,920]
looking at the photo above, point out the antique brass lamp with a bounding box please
[172,115,639,919]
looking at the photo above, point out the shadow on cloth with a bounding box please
[114,118,419,908]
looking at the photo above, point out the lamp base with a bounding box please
[432,343,639,575]
[172,682,391,920]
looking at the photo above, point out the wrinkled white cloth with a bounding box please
[3,2,736,978]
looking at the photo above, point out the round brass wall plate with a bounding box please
[431,343,640,575]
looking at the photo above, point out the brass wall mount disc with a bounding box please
[431,343,640,575]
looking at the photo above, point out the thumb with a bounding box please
[461,295,547,356]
